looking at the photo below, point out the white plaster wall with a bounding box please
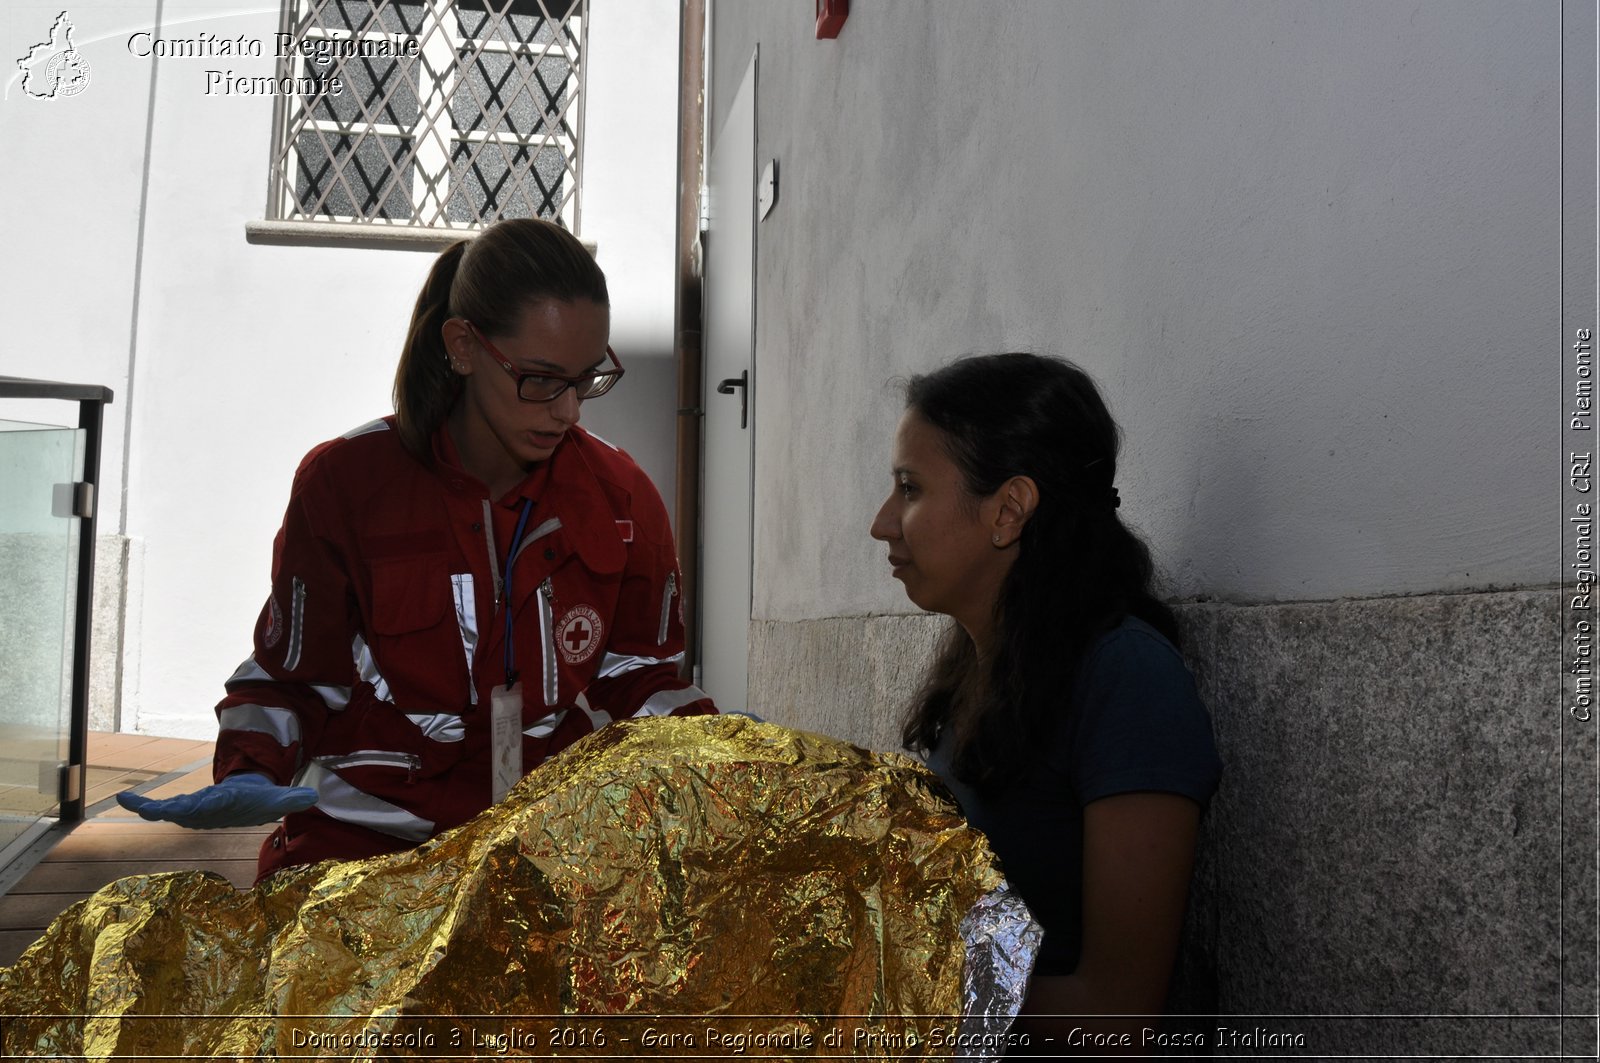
[577,0,683,504]
[124,0,422,738]
[710,0,1557,619]
[0,0,161,524]
[4,1,683,738]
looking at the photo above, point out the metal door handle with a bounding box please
[716,371,749,428]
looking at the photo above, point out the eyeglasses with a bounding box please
[465,321,625,402]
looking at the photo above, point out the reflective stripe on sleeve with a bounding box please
[633,686,711,718]
[530,696,609,765]
[352,633,393,703]
[224,656,273,690]
[218,704,301,746]
[341,418,390,439]
[297,759,434,843]
[522,707,569,739]
[283,577,306,671]
[406,712,466,743]
[309,684,352,711]
[594,650,685,679]
[226,656,349,711]
[574,692,611,732]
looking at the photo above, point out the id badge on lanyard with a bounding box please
[491,681,523,804]
[491,499,535,804]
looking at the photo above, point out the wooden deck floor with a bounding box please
[0,732,268,967]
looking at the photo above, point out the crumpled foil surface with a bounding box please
[960,887,1043,1044]
[0,715,1039,1060]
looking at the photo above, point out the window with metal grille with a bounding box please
[265,0,588,234]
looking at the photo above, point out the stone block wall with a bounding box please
[749,589,1587,1054]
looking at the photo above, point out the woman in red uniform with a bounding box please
[121,219,715,879]
[870,352,1220,1047]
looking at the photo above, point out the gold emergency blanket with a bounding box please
[0,715,1013,1060]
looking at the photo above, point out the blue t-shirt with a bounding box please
[926,616,1222,976]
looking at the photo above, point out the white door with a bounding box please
[698,49,757,710]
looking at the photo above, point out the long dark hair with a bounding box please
[900,352,1179,789]
[392,218,609,460]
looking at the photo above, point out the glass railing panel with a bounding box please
[0,417,84,853]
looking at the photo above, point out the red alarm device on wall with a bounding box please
[816,0,848,39]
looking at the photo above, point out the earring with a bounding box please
[992,534,1002,546]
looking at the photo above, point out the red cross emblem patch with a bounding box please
[556,604,603,665]
[263,594,284,649]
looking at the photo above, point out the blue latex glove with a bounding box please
[115,772,318,829]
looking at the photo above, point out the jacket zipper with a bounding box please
[538,577,558,707]
[658,571,677,646]
[314,751,421,783]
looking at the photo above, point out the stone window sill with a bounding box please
[245,221,596,257]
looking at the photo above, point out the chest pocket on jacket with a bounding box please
[364,557,467,717]
[368,557,450,634]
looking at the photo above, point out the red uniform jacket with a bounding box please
[214,417,715,877]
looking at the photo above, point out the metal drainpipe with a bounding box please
[672,0,707,681]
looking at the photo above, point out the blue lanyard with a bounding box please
[502,498,534,691]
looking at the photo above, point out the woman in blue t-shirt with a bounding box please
[869,352,1222,1046]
